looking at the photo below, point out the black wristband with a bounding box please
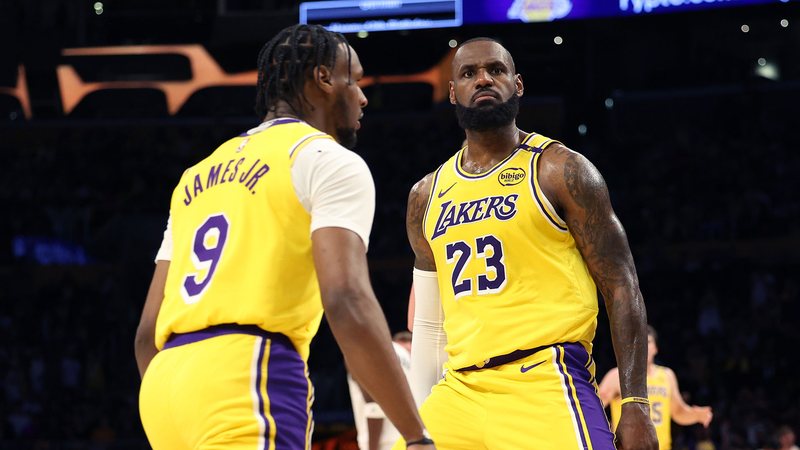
[406,437,435,447]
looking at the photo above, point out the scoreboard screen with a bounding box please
[300,0,792,32]
[300,0,462,33]
[466,0,792,24]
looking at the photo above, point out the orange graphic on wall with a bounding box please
[57,45,258,115]
[0,66,32,119]
[50,44,455,116]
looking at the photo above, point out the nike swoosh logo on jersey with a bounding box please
[437,182,457,198]
[520,361,545,373]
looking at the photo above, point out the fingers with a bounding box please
[703,410,713,427]
[697,406,713,427]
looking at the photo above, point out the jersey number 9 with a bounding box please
[181,214,230,304]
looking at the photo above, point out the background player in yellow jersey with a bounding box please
[134,24,435,450]
[402,37,658,450]
[598,326,713,450]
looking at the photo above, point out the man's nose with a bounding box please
[474,69,494,87]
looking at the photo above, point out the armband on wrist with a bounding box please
[406,437,435,447]
[406,429,433,447]
[620,396,650,406]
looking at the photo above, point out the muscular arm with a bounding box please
[312,227,428,444]
[668,368,713,427]
[541,144,649,399]
[134,260,169,378]
[407,173,436,271]
[540,144,656,449]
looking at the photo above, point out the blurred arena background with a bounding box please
[0,0,798,448]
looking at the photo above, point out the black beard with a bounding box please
[334,92,358,149]
[455,94,520,131]
[336,127,358,149]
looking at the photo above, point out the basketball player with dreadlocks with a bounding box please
[135,24,435,450]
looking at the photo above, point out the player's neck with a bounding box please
[263,102,306,124]
[264,100,325,124]
[262,103,338,141]
[462,123,521,170]
[287,103,337,139]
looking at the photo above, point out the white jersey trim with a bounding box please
[528,153,569,233]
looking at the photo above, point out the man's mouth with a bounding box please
[472,91,499,104]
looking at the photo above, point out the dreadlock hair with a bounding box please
[255,24,350,120]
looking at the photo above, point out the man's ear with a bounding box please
[449,81,456,105]
[515,74,524,97]
[313,65,335,94]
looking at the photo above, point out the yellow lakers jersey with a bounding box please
[156,119,332,361]
[610,365,672,449]
[423,133,599,370]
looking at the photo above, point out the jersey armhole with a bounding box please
[288,132,332,164]
[421,165,444,242]
[530,151,569,232]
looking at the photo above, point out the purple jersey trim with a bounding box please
[453,133,537,180]
[267,336,313,449]
[555,345,591,450]
[458,344,552,372]
[288,132,327,159]
[454,147,520,180]
[558,343,616,450]
[422,164,445,242]
[163,324,293,350]
[239,118,303,136]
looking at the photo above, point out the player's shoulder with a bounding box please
[661,365,678,379]
[246,119,347,158]
[541,140,573,155]
[537,139,607,197]
[304,135,358,156]
[538,141,588,171]
[409,170,437,202]
[297,137,371,172]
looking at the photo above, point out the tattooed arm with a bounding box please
[538,144,657,450]
[407,173,436,271]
